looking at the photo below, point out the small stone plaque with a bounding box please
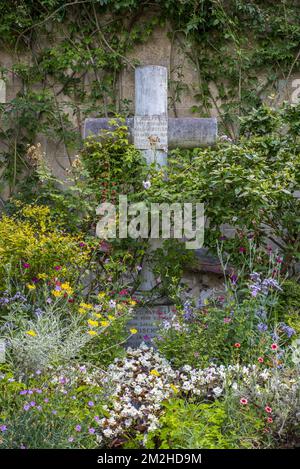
[127,304,174,348]
[134,116,168,150]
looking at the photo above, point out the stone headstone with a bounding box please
[84,65,218,347]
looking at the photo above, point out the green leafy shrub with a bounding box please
[145,104,300,273]
[146,399,264,449]
[0,365,106,449]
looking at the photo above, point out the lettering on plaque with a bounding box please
[134,116,168,150]
[127,305,173,348]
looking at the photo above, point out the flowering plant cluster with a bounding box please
[94,344,300,447]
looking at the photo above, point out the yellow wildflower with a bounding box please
[52,289,62,297]
[94,313,102,319]
[170,384,179,394]
[78,307,86,314]
[87,330,97,336]
[129,300,137,306]
[26,330,37,337]
[61,282,73,295]
[37,273,47,280]
[150,369,160,377]
[26,284,36,290]
[130,328,138,335]
[79,302,93,310]
[98,292,106,298]
[88,319,99,327]
[100,320,109,327]
[108,315,115,321]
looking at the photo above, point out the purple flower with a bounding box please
[23,404,30,411]
[88,401,94,407]
[75,425,81,432]
[229,274,238,285]
[68,437,74,442]
[250,272,261,283]
[36,370,42,375]
[44,398,49,403]
[30,401,36,407]
[22,262,30,269]
[280,323,296,338]
[89,427,96,434]
[52,410,57,415]
[257,323,268,333]
[20,390,28,395]
[37,406,42,411]
[34,308,44,318]
[94,416,100,422]
[0,424,7,432]
[143,335,151,341]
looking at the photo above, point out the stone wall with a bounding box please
[1,23,300,184]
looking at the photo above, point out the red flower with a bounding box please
[238,247,246,253]
[258,357,264,363]
[271,343,278,351]
[265,406,272,413]
[267,417,273,423]
[240,398,248,405]
[54,265,62,271]
[234,342,241,348]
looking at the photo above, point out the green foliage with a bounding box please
[1,1,300,193]
[0,366,105,449]
[145,104,300,273]
[277,280,300,333]
[146,399,264,449]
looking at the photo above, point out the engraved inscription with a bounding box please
[127,305,173,347]
[134,116,168,150]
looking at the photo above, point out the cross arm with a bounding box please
[83,117,217,148]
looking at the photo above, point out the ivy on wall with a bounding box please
[0,0,300,196]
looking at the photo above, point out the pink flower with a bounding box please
[267,417,273,423]
[239,247,246,254]
[271,343,278,351]
[54,265,62,271]
[22,262,30,269]
[234,342,241,348]
[224,317,231,324]
[258,357,264,363]
[265,406,272,414]
[240,398,248,405]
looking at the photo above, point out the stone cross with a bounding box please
[84,65,217,346]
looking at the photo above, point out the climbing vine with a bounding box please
[0,0,300,196]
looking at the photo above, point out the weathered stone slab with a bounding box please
[127,304,173,348]
[134,115,168,150]
[84,117,217,148]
